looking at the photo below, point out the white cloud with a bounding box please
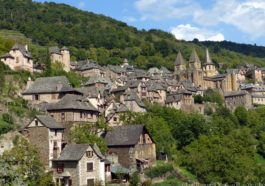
[171,24,224,41]
[134,0,200,21]
[123,16,137,22]
[78,1,85,8]
[134,0,265,39]
[194,0,265,39]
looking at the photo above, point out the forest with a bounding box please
[0,0,265,71]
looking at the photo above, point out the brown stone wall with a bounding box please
[26,127,49,167]
[108,146,135,169]
[134,144,156,167]
[52,161,79,185]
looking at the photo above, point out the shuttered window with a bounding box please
[87,163,93,172]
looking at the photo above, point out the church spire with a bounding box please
[204,48,213,64]
[189,48,201,64]
[175,50,186,66]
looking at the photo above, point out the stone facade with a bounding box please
[52,145,105,186]
[50,46,70,72]
[225,91,252,110]
[0,44,33,73]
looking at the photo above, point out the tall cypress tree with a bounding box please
[0,62,5,94]
[44,48,51,76]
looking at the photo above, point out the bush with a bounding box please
[2,113,13,124]
[145,163,174,179]
[130,172,139,186]
[194,94,203,104]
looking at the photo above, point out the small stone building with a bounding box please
[224,91,252,110]
[52,143,105,186]
[105,125,156,172]
[0,43,33,73]
[49,46,70,72]
[22,76,82,104]
[20,115,65,168]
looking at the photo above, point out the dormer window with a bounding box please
[35,120,38,126]
[86,151,93,158]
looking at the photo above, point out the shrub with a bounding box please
[130,172,139,186]
[145,163,174,179]
[2,113,13,124]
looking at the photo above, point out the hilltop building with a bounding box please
[174,48,237,92]
[0,43,33,73]
[49,46,70,72]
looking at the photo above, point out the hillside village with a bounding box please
[0,41,265,185]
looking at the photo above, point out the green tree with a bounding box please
[130,172,140,186]
[0,137,54,186]
[44,48,51,76]
[0,61,5,93]
[234,106,249,126]
[69,116,111,154]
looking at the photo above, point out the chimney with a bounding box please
[25,45,28,51]
[26,77,33,89]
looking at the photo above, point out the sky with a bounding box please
[34,0,265,46]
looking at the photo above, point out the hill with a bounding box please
[0,0,265,70]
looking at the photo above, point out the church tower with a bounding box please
[174,50,186,73]
[189,48,201,70]
[202,48,217,77]
[61,46,70,72]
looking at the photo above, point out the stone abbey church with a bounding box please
[174,48,237,92]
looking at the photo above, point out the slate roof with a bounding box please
[11,43,33,59]
[35,115,64,129]
[203,74,227,82]
[46,94,99,112]
[165,94,182,104]
[251,94,265,98]
[22,76,79,95]
[0,52,14,59]
[105,125,145,146]
[75,87,104,98]
[56,143,104,161]
[175,50,186,66]
[160,67,171,74]
[49,46,61,55]
[189,48,201,64]
[124,91,145,108]
[204,48,213,65]
[224,91,247,97]
[76,60,103,71]
[84,76,111,86]
[108,65,126,74]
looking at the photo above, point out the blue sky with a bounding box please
[35,0,265,46]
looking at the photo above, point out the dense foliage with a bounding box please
[0,137,54,186]
[121,103,265,184]
[0,0,265,70]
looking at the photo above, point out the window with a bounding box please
[86,151,93,158]
[54,129,57,136]
[113,117,117,122]
[35,120,38,126]
[52,94,56,100]
[34,94,39,101]
[80,112,83,119]
[53,141,58,150]
[57,163,64,173]
[61,113,65,121]
[87,179,94,186]
[87,163,93,172]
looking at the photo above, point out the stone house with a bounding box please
[105,104,128,126]
[75,87,105,112]
[52,143,105,186]
[75,60,105,77]
[165,91,194,114]
[49,46,70,72]
[20,115,65,168]
[0,43,33,73]
[252,94,265,105]
[22,76,82,104]
[105,65,126,80]
[121,91,146,112]
[224,91,252,110]
[45,94,99,124]
[105,125,156,172]
[83,76,111,89]
[146,82,167,105]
